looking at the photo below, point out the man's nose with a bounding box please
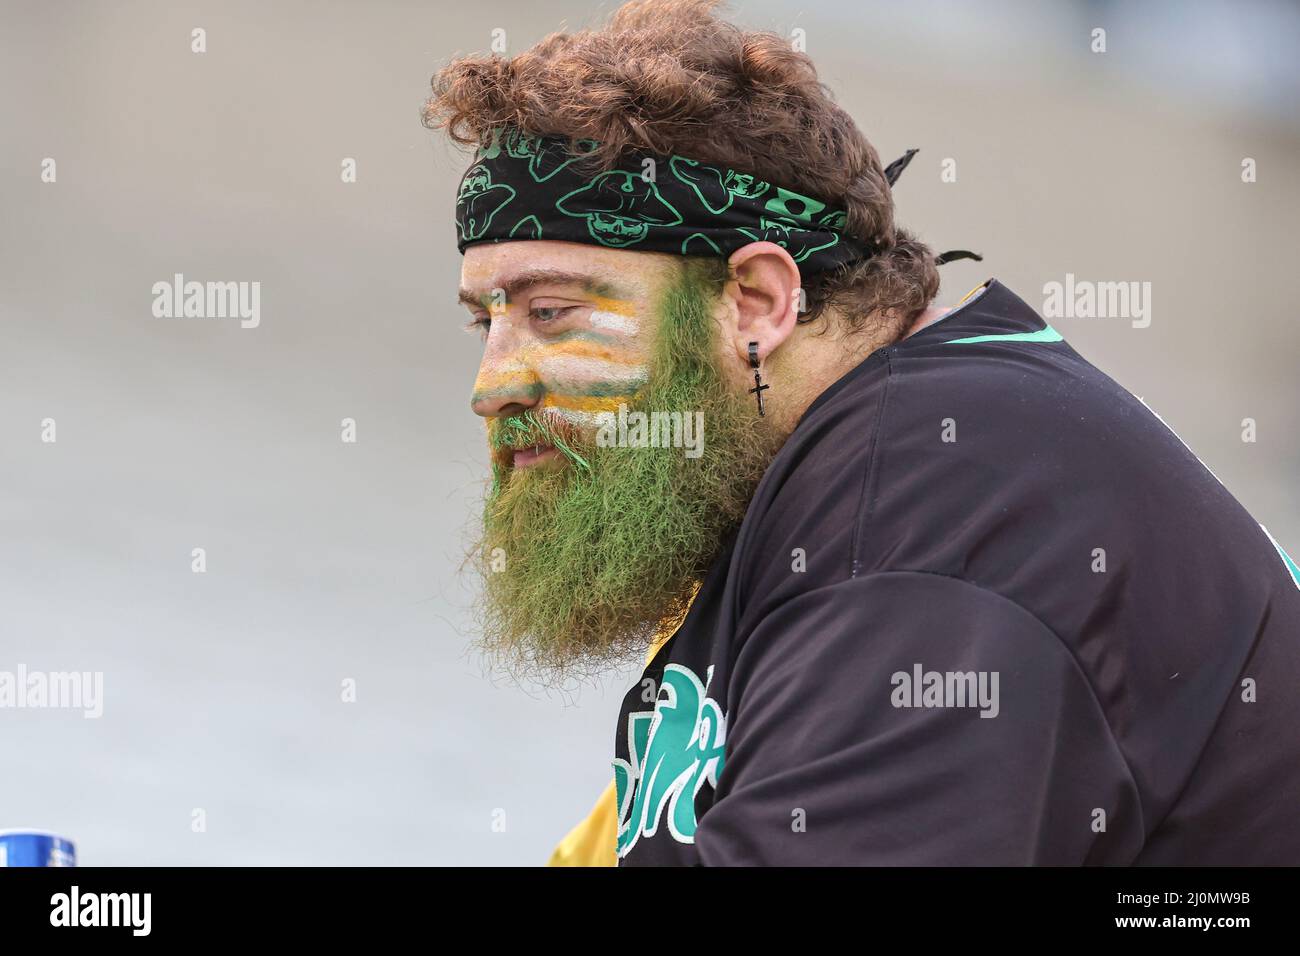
[470,340,543,419]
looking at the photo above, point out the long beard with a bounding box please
[472,265,782,680]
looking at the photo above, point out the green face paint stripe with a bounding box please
[942,325,1064,345]
[476,359,647,408]
[479,386,646,407]
[548,378,647,399]
[543,328,637,347]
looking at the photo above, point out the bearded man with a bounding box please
[424,0,1300,866]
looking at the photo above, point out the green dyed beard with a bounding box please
[473,262,782,680]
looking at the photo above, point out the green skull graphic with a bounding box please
[456,165,516,243]
[669,155,771,214]
[556,171,683,248]
[737,216,839,263]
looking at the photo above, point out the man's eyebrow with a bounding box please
[456,269,627,309]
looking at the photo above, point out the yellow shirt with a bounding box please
[545,611,685,867]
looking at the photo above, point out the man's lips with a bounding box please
[512,443,559,468]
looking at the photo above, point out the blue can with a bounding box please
[0,831,76,867]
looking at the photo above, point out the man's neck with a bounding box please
[768,304,950,433]
[903,304,953,339]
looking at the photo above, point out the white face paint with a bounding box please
[542,406,609,429]
[589,310,641,335]
[533,354,648,387]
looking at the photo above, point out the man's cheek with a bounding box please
[540,398,620,431]
[588,309,641,335]
[585,292,643,336]
[533,339,650,428]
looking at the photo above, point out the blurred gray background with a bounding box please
[1,0,1296,865]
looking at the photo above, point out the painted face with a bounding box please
[465,250,784,677]
[460,240,678,468]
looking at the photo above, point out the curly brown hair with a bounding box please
[423,0,940,335]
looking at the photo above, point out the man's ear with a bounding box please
[721,241,803,370]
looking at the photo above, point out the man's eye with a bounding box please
[464,315,491,337]
[530,306,579,323]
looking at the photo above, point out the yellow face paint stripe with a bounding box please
[584,294,638,316]
[541,393,641,414]
[473,366,646,396]
[474,340,648,395]
[530,338,647,364]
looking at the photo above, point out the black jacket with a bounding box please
[613,279,1300,865]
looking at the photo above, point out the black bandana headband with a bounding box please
[454,127,982,272]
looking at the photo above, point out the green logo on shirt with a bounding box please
[613,663,726,858]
